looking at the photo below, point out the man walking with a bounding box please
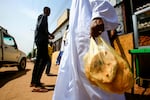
[31,6,52,92]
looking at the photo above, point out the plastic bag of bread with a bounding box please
[84,36,118,83]
[83,36,134,94]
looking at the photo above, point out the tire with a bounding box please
[17,58,26,71]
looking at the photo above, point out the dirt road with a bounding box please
[0,61,58,100]
[0,60,150,100]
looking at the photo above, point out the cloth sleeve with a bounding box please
[89,0,119,30]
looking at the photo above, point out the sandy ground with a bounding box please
[0,61,58,100]
[0,51,150,100]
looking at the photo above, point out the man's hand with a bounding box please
[90,18,104,38]
[48,33,55,39]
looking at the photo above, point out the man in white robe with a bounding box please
[52,0,126,100]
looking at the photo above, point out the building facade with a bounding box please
[51,9,69,51]
[51,0,150,51]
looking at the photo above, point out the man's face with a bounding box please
[45,9,50,16]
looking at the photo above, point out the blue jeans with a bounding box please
[56,51,63,65]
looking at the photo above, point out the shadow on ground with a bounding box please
[0,69,30,88]
[125,93,150,100]
[45,84,55,91]
[46,74,57,77]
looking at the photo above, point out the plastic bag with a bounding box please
[83,36,134,94]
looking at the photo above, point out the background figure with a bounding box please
[31,7,52,92]
[107,29,118,47]
[53,0,125,100]
[56,25,69,65]
[45,42,53,75]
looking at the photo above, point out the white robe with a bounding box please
[52,0,125,100]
